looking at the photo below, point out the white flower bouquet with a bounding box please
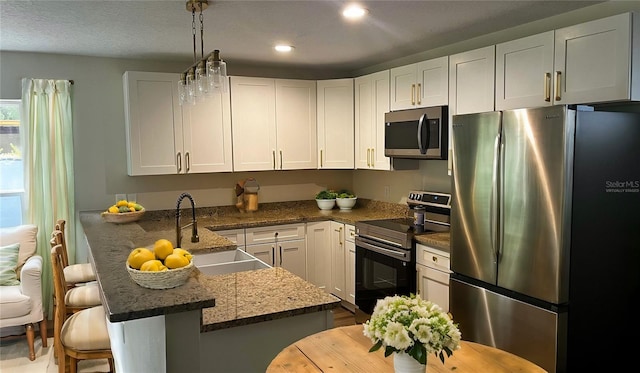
[363,294,462,365]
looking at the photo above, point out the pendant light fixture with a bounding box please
[178,0,228,106]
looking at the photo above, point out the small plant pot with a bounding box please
[336,197,357,210]
[316,199,336,210]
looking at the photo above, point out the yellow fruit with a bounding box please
[140,259,168,272]
[127,248,156,270]
[108,205,119,213]
[173,248,193,262]
[129,206,136,212]
[128,202,136,208]
[116,199,129,207]
[153,239,174,260]
[164,253,190,269]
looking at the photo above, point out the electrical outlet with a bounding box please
[384,186,390,200]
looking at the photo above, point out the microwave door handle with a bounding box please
[417,114,427,154]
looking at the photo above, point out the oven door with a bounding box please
[355,236,416,322]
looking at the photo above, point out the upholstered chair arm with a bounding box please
[20,255,43,301]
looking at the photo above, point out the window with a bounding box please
[0,100,23,228]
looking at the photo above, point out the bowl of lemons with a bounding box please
[102,199,145,224]
[126,239,194,289]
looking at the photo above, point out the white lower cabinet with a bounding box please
[212,228,245,250]
[330,221,346,299]
[305,221,355,303]
[416,243,451,312]
[305,221,332,292]
[345,224,356,306]
[245,223,307,279]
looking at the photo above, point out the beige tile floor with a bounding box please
[0,336,109,373]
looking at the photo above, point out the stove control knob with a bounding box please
[415,194,422,201]
[409,193,415,200]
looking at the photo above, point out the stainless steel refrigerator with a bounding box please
[450,105,640,373]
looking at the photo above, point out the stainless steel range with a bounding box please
[354,191,451,323]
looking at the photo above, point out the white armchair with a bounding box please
[0,224,47,361]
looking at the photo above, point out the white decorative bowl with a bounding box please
[336,197,357,210]
[316,199,336,210]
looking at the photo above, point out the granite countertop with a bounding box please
[79,199,419,329]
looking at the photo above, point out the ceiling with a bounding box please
[0,0,604,72]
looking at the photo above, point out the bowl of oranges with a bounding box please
[126,239,194,289]
[102,199,145,224]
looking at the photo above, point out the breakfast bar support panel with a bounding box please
[199,310,334,372]
[166,310,202,373]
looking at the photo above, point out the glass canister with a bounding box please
[413,206,425,225]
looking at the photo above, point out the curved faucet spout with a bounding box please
[176,192,199,248]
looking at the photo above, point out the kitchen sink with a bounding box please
[194,249,270,276]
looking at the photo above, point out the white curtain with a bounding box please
[21,79,75,320]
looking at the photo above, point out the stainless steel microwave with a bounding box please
[384,106,448,160]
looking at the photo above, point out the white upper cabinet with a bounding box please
[124,71,183,176]
[554,12,639,105]
[180,82,233,173]
[230,77,277,171]
[354,70,391,171]
[390,56,449,111]
[497,13,639,109]
[123,71,232,175]
[496,31,555,110]
[449,46,496,116]
[231,76,317,171]
[317,79,354,169]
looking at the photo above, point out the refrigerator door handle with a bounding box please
[490,131,501,262]
[498,140,505,261]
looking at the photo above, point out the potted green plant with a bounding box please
[315,190,337,210]
[336,189,357,210]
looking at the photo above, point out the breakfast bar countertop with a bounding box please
[79,199,450,329]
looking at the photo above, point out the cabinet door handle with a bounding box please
[371,148,374,167]
[417,83,421,105]
[271,246,275,266]
[544,73,551,102]
[176,152,182,173]
[554,71,562,101]
[279,245,283,266]
[280,150,283,170]
[320,149,323,168]
[185,152,190,173]
[334,226,343,245]
[367,148,371,167]
[411,84,415,105]
[272,150,276,169]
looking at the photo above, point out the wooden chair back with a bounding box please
[54,220,69,267]
[50,243,114,373]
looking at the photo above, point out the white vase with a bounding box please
[393,351,426,373]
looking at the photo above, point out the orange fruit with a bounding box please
[127,248,155,270]
[153,239,174,260]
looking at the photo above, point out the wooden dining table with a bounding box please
[266,324,547,372]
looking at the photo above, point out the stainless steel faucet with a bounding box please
[176,192,199,248]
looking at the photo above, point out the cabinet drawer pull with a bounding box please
[554,71,562,101]
[432,256,438,263]
[544,73,551,102]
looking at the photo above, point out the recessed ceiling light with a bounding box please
[342,4,368,19]
[275,45,294,53]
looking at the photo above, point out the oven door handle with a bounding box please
[357,240,409,261]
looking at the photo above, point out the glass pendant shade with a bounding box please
[184,69,196,106]
[206,50,229,94]
[195,61,208,100]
